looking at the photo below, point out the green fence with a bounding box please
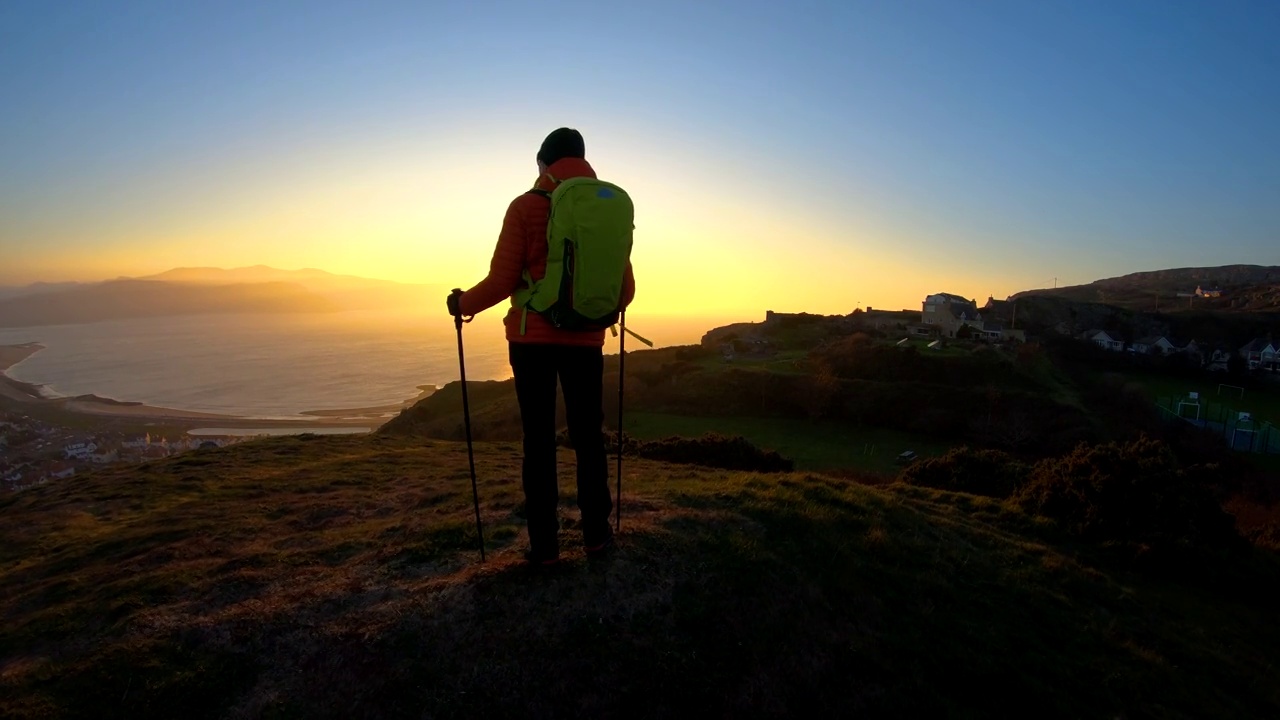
[1156,396,1280,455]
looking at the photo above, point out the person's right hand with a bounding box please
[446,289,464,318]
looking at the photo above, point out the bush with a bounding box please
[898,446,1028,498]
[1244,523,1280,552]
[557,431,794,473]
[557,429,643,454]
[1013,436,1240,552]
[636,433,794,473]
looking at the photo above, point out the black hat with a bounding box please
[537,127,585,167]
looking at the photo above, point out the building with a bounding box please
[90,447,119,464]
[980,297,1027,342]
[1239,338,1278,371]
[1131,336,1177,355]
[1087,330,1125,352]
[1195,286,1223,298]
[63,441,97,460]
[922,293,984,338]
[1206,347,1233,372]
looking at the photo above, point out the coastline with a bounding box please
[0,343,434,429]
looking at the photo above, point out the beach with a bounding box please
[0,343,429,428]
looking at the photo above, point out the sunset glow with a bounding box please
[2,1,1277,314]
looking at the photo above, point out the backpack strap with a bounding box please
[518,189,553,336]
[514,189,551,336]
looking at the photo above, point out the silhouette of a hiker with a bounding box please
[447,127,636,565]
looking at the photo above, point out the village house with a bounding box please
[1086,330,1125,352]
[90,446,119,464]
[121,434,151,450]
[1195,285,1223,298]
[1205,347,1234,372]
[63,441,97,460]
[922,293,984,338]
[1131,336,1177,355]
[978,297,1028,342]
[1181,339,1205,364]
[1239,338,1278,371]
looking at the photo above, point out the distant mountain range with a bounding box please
[0,267,446,328]
[1014,264,1280,313]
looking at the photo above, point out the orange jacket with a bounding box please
[459,157,636,346]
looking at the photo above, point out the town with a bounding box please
[0,409,254,492]
[753,289,1279,376]
[901,290,1275,373]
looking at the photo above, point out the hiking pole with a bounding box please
[452,291,485,561]
[616,309,625,533]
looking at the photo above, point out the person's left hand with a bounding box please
[446,289,464,318]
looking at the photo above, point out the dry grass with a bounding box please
[2,434,1280,719]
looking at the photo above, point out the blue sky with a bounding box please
[1,0,1277,311]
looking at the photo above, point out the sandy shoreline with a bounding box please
[0,343,433,427]
[0,342,45,372]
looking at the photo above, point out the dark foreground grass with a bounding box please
[2,434,1279,718]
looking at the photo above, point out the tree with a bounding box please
[1227,352,1247,377]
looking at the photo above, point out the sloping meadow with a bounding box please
[2,434,1279,718]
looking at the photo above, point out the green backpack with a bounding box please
[513,176,634,334]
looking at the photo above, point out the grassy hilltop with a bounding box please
[7,312,1280,717]
[4,432,1280,718]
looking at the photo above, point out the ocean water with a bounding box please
[0,311,735,418]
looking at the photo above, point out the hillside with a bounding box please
[139,266,446,312]
[3,433,1279,718]
[382,318,1109,468]
[0,279,338,328]
[1015,264,1280,313]
[0,268,447,325]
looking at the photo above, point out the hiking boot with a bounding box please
[523,548,560,567]
[584,529,615,560]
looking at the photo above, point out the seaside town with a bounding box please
[0,409,256,492]
[747,288,1279,374]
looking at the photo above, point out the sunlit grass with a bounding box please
[2,434,1279,717]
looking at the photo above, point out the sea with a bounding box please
[0,311,735,419]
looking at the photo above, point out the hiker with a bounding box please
[447,127,636,566]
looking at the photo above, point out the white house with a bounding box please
[1240,338,1278,371]
[63,441,97,460]
[1088,330,1125,352]
[90,447,119,464]
[1131,336,1177,355]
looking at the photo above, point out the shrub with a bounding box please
[898,446,1028,498]
[636,433,794,473]
[557,429,642,454]
[1013,436,1240,552]
[1244,523,1280,552]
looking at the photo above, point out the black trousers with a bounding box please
[509,342,612,555]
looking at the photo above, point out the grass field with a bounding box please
[625,411,956,473]
[1117,372,1280,425]
[3,434,1278,718]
